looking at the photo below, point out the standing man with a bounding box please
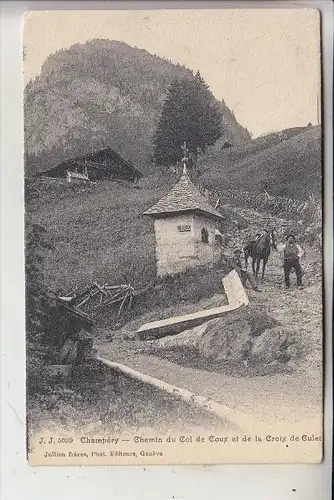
[283,234,304,289]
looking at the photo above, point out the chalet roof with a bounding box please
[37,147,143,178]
[64,147,142,176]
[143,171,224,220]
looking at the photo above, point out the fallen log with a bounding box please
[118,290,130,317]
[75,292,94,309]
[132,283,154,297]
[104,284,130,290]
[107,289,128,301]
[103,293,128,307]
[93,282,108,296]
[60,281,150,316]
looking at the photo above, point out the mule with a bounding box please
[244,229,277,281]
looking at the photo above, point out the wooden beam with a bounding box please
[136,303,242,339]
[136,270,248,339]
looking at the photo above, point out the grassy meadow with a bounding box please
[26,126,322,325]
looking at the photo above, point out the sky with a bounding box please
[24,9,321,137]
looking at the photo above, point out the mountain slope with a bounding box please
[198,126,322,199]
[24,39,250,174]
[26,123,322,298]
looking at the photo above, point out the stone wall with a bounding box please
[192,214,218,269]
[154,214,222,277]
[154,214,196,277]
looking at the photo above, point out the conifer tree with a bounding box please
[153,71,222,166]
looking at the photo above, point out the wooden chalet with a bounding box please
[39,147,143,183]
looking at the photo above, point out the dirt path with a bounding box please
[97,351,321,424]
[97,275,322,425]
[98,206,322,427]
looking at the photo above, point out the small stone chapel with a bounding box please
[143,144,225,277]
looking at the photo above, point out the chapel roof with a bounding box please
[143,170,224,220]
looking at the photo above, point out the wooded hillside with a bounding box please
[24,39,250,174]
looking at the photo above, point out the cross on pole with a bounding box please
[181,141,189,162]
[181,141,190,175]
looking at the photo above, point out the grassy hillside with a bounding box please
[208,125,317,160]
[26,174,176,292]
[24,39,250,175]
[26,124,322,299]
[198,126,322,199]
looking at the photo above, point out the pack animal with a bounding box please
[244,229,277,280]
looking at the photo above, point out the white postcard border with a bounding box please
[0,1,332,499]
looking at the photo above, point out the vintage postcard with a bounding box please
[24,8,323,465]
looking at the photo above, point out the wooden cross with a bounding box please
[181,141,189,162]
[181,141,190,175]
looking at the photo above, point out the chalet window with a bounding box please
[201,228,209,244]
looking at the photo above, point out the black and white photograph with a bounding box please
[23,8,323,465]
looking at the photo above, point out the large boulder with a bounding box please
[150,306,300,374]
[195,317,252,363]
[249,326,298,365]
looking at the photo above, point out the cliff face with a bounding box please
[24,39,251,174]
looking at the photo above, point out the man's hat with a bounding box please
[286,233,296,241]
[234,249,242,254]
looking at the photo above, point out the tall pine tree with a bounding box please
[153,72,222,166]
